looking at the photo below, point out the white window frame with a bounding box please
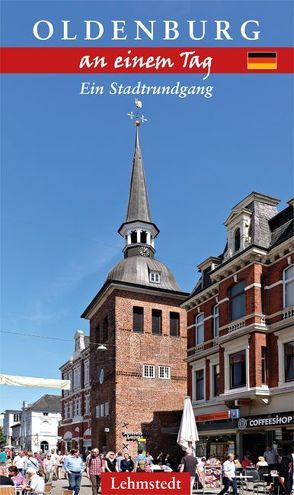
[73,366,81,390]
[158,366,171,379]
[85,395,90,416]
[223,336,250,394]
[276,327,294,387]
[143,364,155,378]
[213,305,219,338]
[209,354,219,399]
[95,405,100,418]
[191,359,206,403]
[84,360,90,387]
[149,271,161,283]
[68,401,73,418]
[196,313,204,345]
[283,265,294,308]
[105,402,109,416]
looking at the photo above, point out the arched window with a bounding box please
[40,441,49,453]
[103,317,108,342]
[283,265,294,308]
[131,231,137,244]
[195,313,204,345]
[234,228,241,252]
[141,231,147,244]
[229,281,246,321]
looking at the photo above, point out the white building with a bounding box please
[3,395,61,452]
[3,410,22,447]
[20,395,61,452]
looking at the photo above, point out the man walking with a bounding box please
[64,449,84,495]
[180,448,198,495]
[86,449,103,495]
[264,446,278,471]
[218,454,237,495]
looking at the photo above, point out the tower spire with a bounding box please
[118,101,159,259]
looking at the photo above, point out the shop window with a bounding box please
[230,350,246,388]
[284,341,294,382]
[196,313,204,344]
[213,364,220,397]
[213,305,219,338]
[170,312,180,337]
[133,307,144,333]
[261,347,268,384]
[229,281,246,321]
[152,309,162,335]
[283,265,294,308]
[195,369,204,400]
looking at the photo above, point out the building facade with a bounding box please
[3,410,22,448]
[3,396,61,452]
[182,193,294,460]
[82,122,187,456]
[59,330,91,453]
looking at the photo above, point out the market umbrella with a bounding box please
[177,396,199,453]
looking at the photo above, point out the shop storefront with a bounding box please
[196,410,293,460]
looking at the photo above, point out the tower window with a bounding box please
[103,316,108,342]
[133,306,144,333]
[141,231,147,244]
[150,271,161,283]
[234,228,241,252]
[170,312,180,337]
[131,231,137,244]
[152,309,162,334]
[143,364,155,378]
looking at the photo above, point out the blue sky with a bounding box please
[1,0,293,411]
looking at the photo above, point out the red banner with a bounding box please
[1,47,293,73]
[100,472,190,495]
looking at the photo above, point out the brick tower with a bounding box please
[82,112,187,456]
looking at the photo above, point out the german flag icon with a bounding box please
[247,52,277,70]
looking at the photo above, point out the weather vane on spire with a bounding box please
[127,99,148,126]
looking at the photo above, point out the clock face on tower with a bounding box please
[139,246,150,257]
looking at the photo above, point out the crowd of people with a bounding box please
[0,445,293,495]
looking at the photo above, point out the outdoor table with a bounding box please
[235,475,254,494]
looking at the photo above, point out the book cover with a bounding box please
[1,0,293,459]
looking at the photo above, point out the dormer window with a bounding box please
[149,271,161,283]
[234,228,241,252]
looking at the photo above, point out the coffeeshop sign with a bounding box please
[237,413,293,430]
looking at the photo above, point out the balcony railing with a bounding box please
[228,319,246,333]
[282,307,294,320]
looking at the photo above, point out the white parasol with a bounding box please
[177,396,199,452]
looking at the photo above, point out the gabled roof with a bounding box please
[28,394,61,413]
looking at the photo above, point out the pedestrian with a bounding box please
[104,452,117,472]
[63,449,84,495]
[115,452,124,472]
[86,448,103,495]
[264,446,278,471]
[157,451,164,464]
[7,465,26,487]
[146,452,154,465]
[26,452,40,474]
[0,466,15,486]
[13,451,25,475]
[134,449,146,472]
[120,453,134,472]
[218,454,238,495]
[180,448,198,495]
[24,467,45,495]
[0,450,8,464]
[43,453,55,483]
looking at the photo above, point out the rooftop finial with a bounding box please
[127,99,148,127]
